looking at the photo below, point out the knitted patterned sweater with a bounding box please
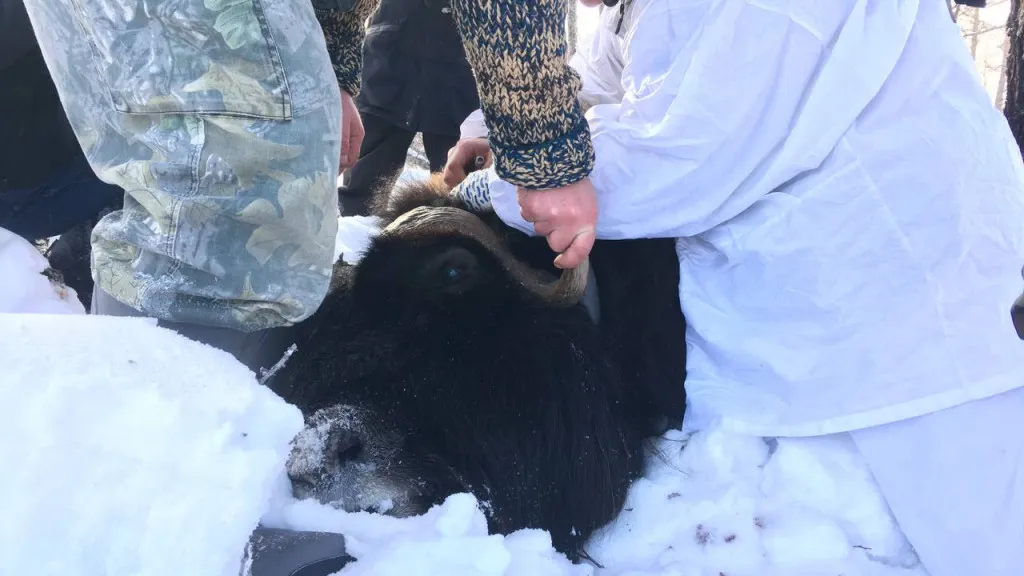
[314,0,594,190]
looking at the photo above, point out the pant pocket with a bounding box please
[66,0,292,120]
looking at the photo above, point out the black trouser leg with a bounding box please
[338,114,416,217]
[421,131,460,173]
[90,287,300,378]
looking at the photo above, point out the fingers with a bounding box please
[341,115,365,172]
[519,189,581,224]
[518,191,538,222]
[350,116,365,160]
[545,224,593,255]
[339,91,364,173]
[531,219,592,269]
[340,133,352,172]
[517,180,599,270]
[532,220,556,238]
[443,139,491,187]
[553,228,595,270]
[442,154,467,188]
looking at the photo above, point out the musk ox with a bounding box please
[265,177,687,562]
[37,174,688,561]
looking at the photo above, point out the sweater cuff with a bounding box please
[490,113,595,190]
[334,63,360,98]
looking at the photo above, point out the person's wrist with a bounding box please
[490,116,594,191]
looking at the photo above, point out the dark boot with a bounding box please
[90,287,300,379]
[242,528,353,576]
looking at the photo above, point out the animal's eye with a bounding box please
[424,247,478,290]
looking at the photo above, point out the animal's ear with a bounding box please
[374,177,461,223]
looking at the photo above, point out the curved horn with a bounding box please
[381,206,589,307]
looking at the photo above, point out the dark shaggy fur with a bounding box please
[268,178,687,561]
[39,201,120,310]
[39,176,688,561]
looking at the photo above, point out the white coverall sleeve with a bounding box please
[568,9,626,109]
[459,109,489,140]
[489,0,868,239]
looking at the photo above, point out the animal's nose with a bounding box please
[287,470,316,496]
[333,430,364,466]
[286,425,365,496]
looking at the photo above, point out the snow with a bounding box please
[333,164,427,263]
[333,214,381,265]
[0,226,85,315]
[0,202,926,576]
[262,427,926,576]
[0,313,304,576]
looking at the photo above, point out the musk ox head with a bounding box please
[269,178,649,562]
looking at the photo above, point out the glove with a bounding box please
[449,169,494,213]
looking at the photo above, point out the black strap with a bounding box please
[309,0,356,12]
[1012,291,1024,340]
[614,0,629,34]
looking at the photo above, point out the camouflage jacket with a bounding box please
[317,0,595,190]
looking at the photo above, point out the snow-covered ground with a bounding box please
[0,227,85,315]
[0,192,927,575]
[262,428,925,576]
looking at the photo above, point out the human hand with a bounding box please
[518,178,598,270]
[340,90,364,173]
[442,138,493,188]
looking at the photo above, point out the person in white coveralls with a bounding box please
[445,1,1024,575]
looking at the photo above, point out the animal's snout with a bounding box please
[286,425,366,498]
[285,404,372,500]
[333,430,364,466]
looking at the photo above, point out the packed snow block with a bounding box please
[330,166,427,265]
[0,226,85,314]
[265,493,590,576]
[0,314,304,576]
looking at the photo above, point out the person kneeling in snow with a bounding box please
[446,1,1024,575]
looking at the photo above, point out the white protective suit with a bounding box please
[460,0,1024,439]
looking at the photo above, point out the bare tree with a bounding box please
[1003,0,1024,151]
[952,3,965,22]
[970,6,984,57]
[567,0,578,59]
[995,32,1011,108]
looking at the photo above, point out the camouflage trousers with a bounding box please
[22,0,342,332]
